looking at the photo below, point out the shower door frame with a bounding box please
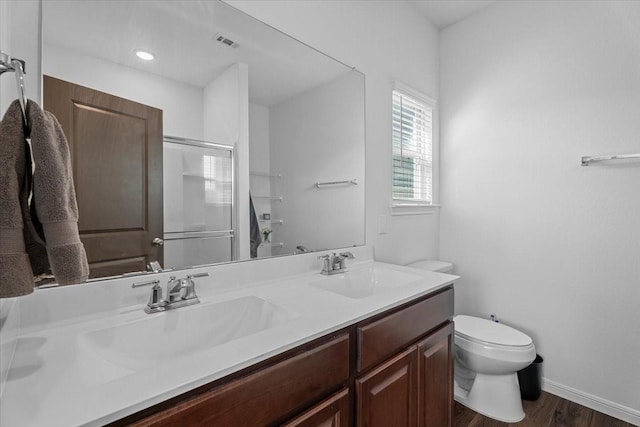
[163,136,236,264]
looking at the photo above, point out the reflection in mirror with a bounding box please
[163,137,235,269]
[41,0,365,281]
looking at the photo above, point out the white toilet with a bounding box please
[406,260,536,423]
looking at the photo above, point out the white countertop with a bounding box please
[0,259,457,427]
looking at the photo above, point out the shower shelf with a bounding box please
[259,219,283,224]
[253,195,282,202]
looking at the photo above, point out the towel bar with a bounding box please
[581,153,640,166]
[315,179,358,188]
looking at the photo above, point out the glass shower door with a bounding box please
[163,137,234,269]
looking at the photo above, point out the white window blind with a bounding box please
[392,89,433,203]
[203,154,232,205]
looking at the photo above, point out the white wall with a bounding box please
[0,0,40,118]
[440,1,640,422]
[0,0,11,113]
[204,63,250,260]
[0,0,40,400]
[228,0,441,265]
[248,102,273,257]
[43,44,203,140]
[269,72,365,253]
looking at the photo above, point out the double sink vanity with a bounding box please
[0,248,457,426]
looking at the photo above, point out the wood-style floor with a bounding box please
[453,392,636,427]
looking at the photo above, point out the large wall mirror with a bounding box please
[41,0,365,280]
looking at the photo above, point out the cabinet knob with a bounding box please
[152,237,164,246]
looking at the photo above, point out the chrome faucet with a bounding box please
[318,252,355,275]
[133,272,208,314]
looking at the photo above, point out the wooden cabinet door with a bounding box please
[417,322,454,427]
[282,389,350,427]
[122,334,349,427]
[43,75,163,278]
[356,346,418,427]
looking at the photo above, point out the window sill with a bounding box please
[390,202,440,216]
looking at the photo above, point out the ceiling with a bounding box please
[408,0,497,30]
[42,1,351,107]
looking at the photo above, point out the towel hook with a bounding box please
[12,59,28,127]
[0,51,28,128]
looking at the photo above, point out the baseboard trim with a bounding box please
[543,378,640,426]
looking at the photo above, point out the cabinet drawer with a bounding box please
[358,287,453,372]
[130,333,350,427]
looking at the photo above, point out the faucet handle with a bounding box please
[337,252,355,270]
[132,279,160,288]
[318,254,331,274]
[146,260,163,273]
[182,273,208,300]
[146,283,164,310]
[132,279,166,313]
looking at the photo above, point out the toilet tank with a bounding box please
[406,260,454,274]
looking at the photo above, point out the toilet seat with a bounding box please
[454,315,532,348]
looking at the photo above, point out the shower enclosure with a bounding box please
[163,136,235,269]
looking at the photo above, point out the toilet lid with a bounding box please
[454,315,533,347]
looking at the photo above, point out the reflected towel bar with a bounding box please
[581,153,640,166]
[315,179,357,188]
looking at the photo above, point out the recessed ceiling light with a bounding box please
[135,50,154,61]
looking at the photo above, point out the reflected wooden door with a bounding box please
[43,75,163,278]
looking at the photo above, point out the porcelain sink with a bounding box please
[78,296,297,369]
[309,264,424,299]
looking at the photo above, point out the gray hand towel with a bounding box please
[26,101,89,286]
[0,101,35,297]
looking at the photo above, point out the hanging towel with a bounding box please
[0,101,35,297]
[249,193,262,258]
[25,101,89,286]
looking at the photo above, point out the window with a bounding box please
[392,88,434,204]
[203,154,232,205]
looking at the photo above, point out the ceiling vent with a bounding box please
[214,33,239,48]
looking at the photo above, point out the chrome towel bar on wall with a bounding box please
[581,153,640,166]
[315,179,358,188]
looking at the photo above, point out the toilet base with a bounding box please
[454,372,525,423]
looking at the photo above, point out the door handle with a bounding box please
[152,237,164,246]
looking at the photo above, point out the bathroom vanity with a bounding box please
[0,251,457,427]
[113,287,453,427]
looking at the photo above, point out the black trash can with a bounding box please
[517,354,543,400]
